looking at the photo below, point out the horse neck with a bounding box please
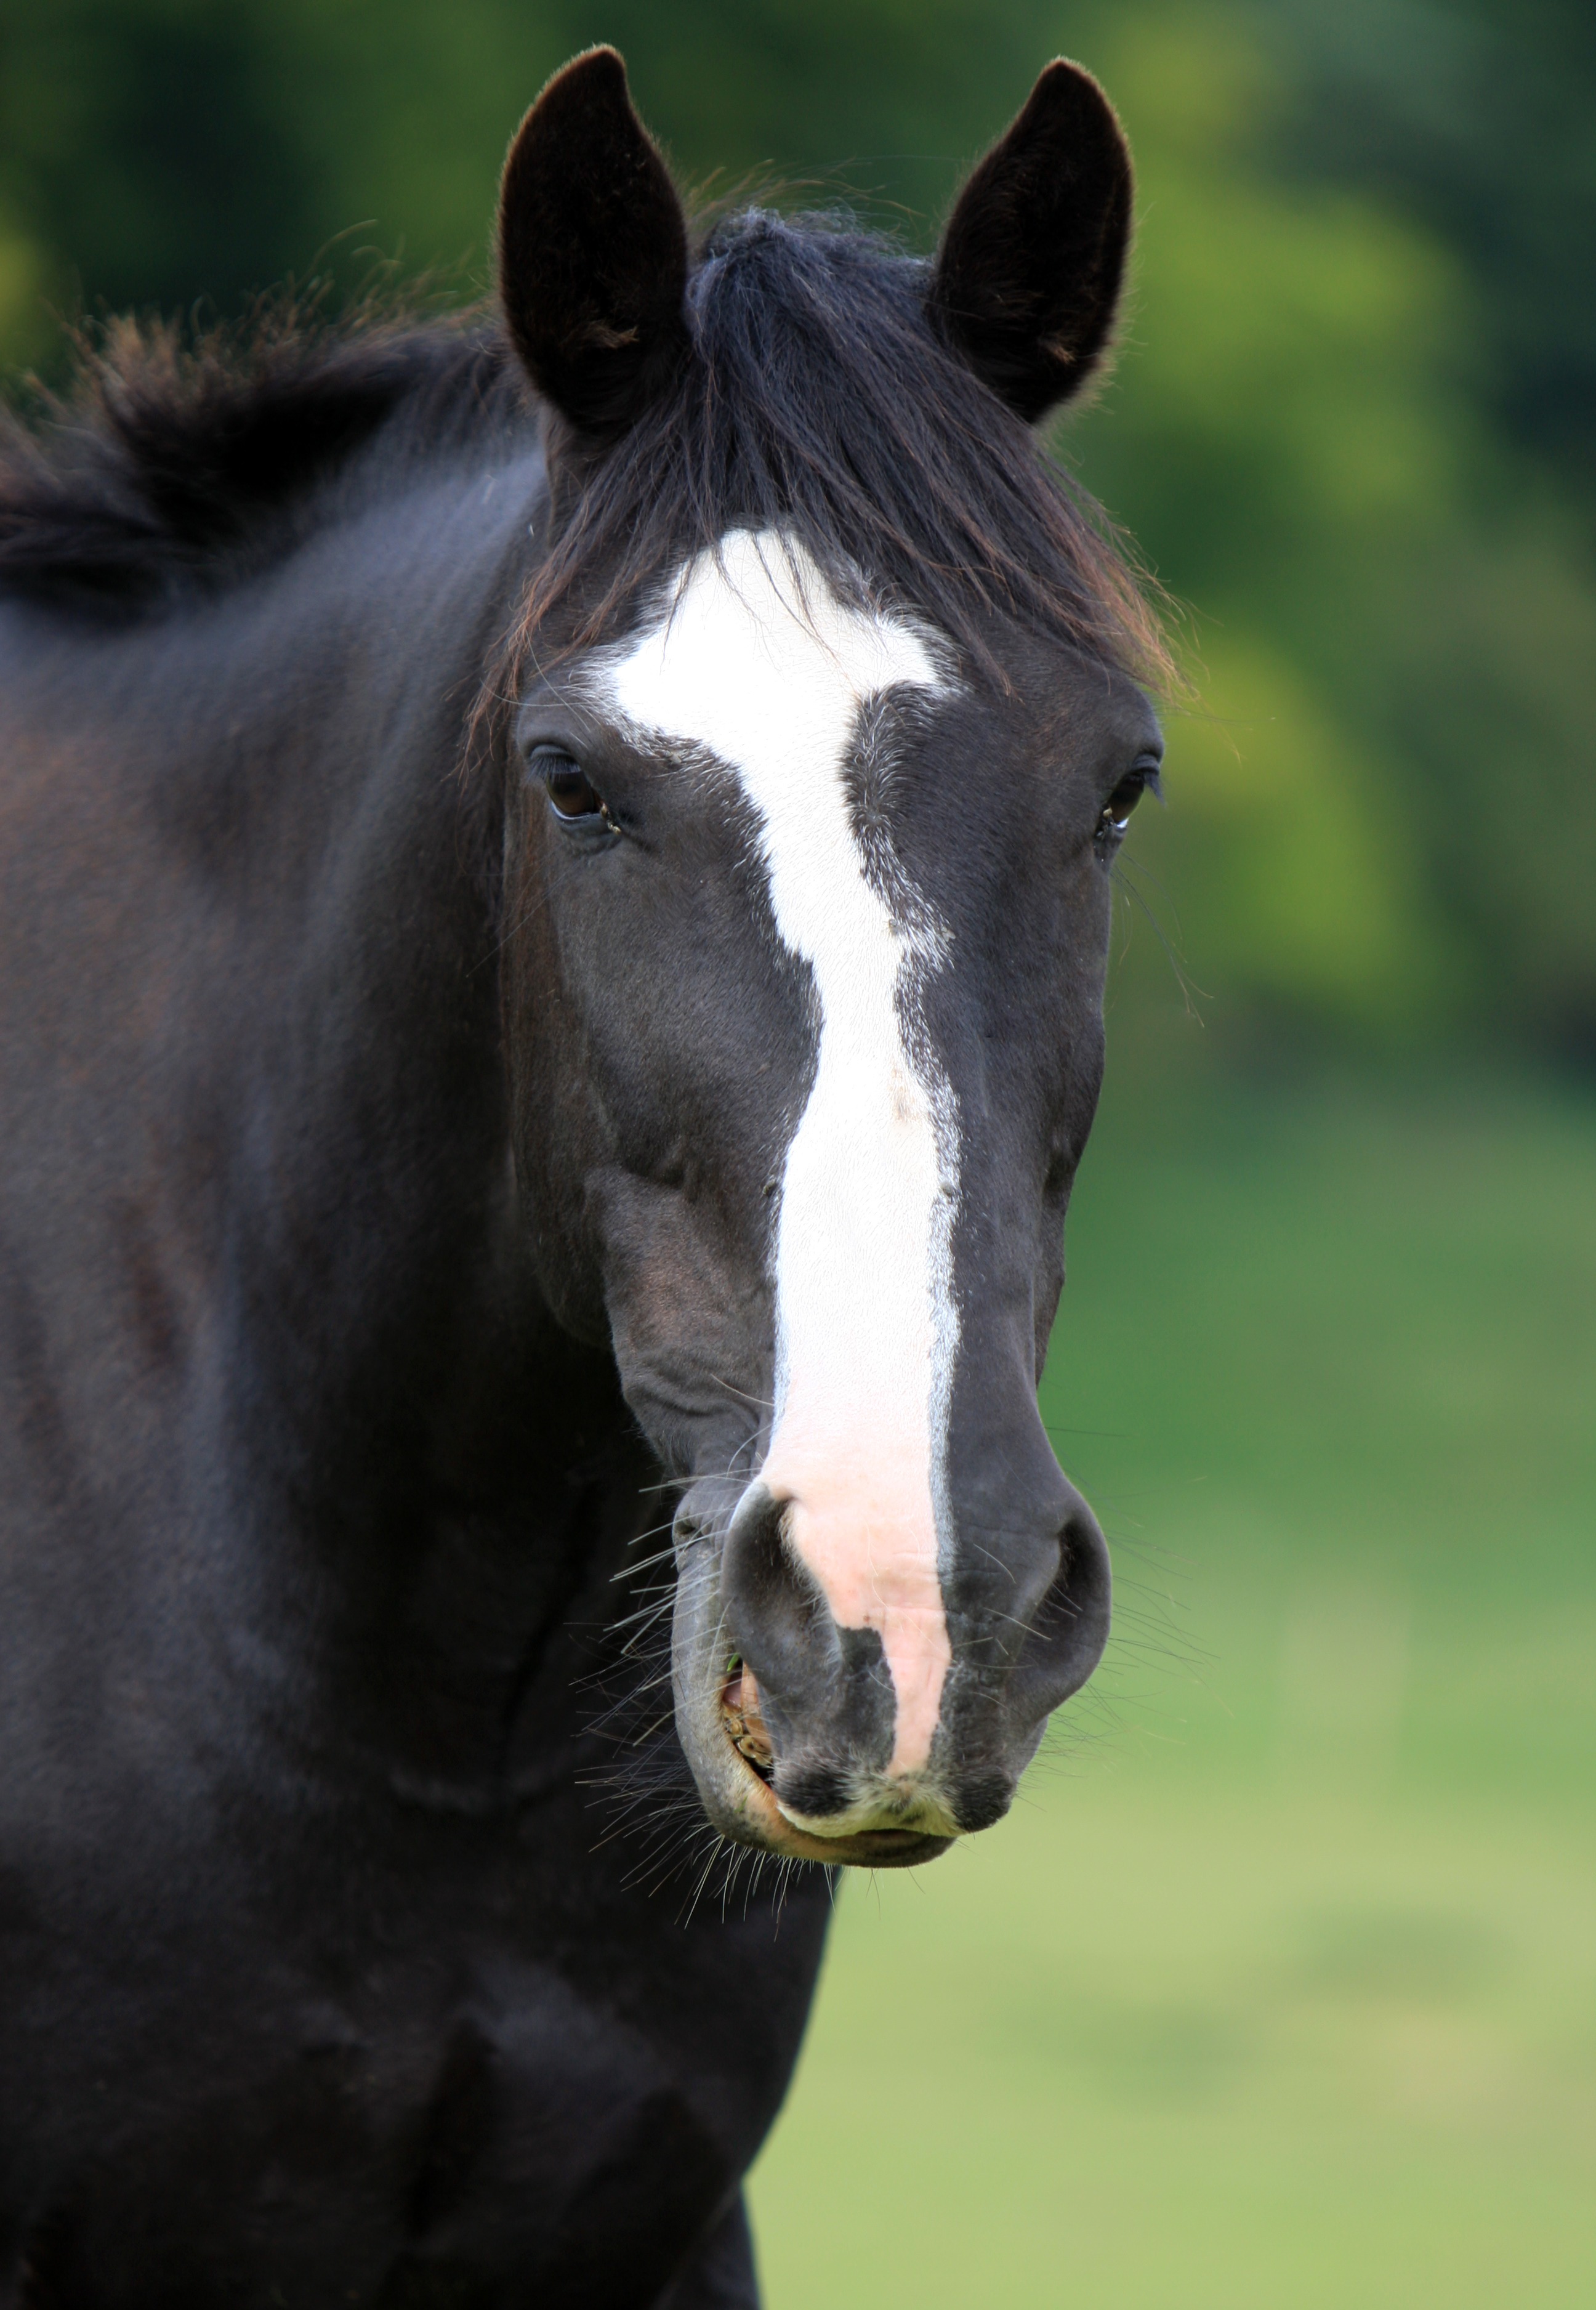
[166,458,642,1762]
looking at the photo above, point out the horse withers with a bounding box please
[0,48,1166,2309]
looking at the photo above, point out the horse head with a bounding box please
[496,50,1164,1867]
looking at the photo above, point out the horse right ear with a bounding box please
[498,47,690,438]
[929,60,1133,426]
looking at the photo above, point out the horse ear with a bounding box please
[929,60,1133,426]
[498,47,690,437]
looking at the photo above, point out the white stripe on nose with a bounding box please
[602,530,960,1779]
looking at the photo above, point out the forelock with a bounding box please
[512,209,1172,695]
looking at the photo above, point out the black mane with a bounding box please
[0,305,522,614]
[0,214,1169,682]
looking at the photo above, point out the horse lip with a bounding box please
[719,1664,775,1777]
[712,1673,961,1852]
[721,1739,954,1867]
[775,1793,963,1841]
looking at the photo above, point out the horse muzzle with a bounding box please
[669,1463,1112,1867]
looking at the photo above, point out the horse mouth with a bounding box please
[720,1663,775,1780]
[717,1665,951,1867]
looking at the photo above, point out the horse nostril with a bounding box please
[718,1480,902,1796]
[718,1481,840,1714]
[1005,1493,1113,1736]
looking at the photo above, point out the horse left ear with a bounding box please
[929,60,1133,426]
[498,47,690,438]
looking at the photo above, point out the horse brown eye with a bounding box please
[538,753,604,821]
[1097,761,1159,847]
[1102,775,1145,833]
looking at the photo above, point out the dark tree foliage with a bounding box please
[1268,0,1596,528]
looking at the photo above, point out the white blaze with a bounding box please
[602,530,959,1784]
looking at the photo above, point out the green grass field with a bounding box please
[749,1070,1596,2308]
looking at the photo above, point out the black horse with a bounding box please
[0,49,1169,2309]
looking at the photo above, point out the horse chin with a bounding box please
[670,1508,956,1870]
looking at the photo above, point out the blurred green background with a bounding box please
[2,2,1590,2302]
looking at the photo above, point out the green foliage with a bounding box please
[1266,0,1596,512]
[1060,6,1596,1049]
[1,0,1590,1052]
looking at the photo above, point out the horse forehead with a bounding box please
[597,531,951,781]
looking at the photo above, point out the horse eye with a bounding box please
[534,750,605,822]
[1097,759,1161,847]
